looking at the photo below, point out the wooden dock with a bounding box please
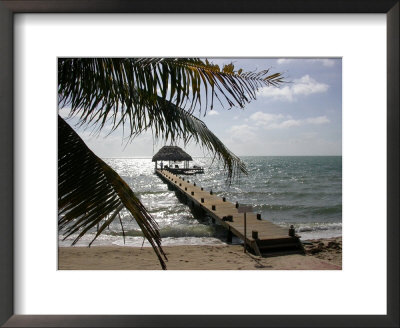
[164,166,204,175]
[156,169,303,255]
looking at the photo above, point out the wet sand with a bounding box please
[58,237,341,270]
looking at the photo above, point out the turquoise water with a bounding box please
[59,156,342,246]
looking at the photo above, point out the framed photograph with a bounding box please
[57,56,343,272]
[0,1,398,327]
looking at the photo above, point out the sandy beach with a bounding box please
[58,237,341,270]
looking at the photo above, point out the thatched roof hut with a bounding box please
[152,146,204,174]
[152,146,193,162]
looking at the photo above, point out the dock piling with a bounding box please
[227,229,233,243]
[244,212,247,253]
[252,231,259,239]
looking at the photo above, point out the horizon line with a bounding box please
[101,155,342,159]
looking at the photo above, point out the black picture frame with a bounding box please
[0,1,398,327]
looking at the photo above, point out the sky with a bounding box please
[59,58,342,158]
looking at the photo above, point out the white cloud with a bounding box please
[207,110,219,116]
[227,124,257,142]
[276,58,336,67]
[292,75,329,96]
[276,58,294,64]
[258,75,329,101]
[269,119,302,129]
[250,112,284,126]
[258,86,294,101]
[249,111,330,129]
[305,116,330,124]
[318,59,336,67]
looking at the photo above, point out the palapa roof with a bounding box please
[152,146,193,162]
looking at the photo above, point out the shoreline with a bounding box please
[58,237,341,270]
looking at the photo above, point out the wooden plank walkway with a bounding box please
[156,169,303,255]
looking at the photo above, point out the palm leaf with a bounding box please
[58,58,284,130]
[58,58,283,179]
[58,115,167,269]
[58,58,284,118]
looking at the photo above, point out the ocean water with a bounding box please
[59,156,342,247]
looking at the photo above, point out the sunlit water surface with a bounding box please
[59,156,342,247]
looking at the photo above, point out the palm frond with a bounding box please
[58,58,285,179]
[58,58,284,123]
[58,115,167,269]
